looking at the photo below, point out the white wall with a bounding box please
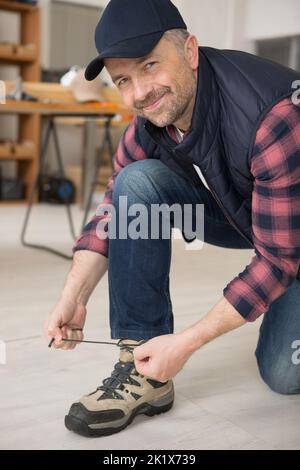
[172,0,253,52]
[245,0,300,40]
[173,0,229,47]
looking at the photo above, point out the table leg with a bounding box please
[81,119,97,212]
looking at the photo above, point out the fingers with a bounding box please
[133,344,150,375]
[134,341,159,379]
[46,322,83,350]
[133,343,150,361]
[46,325,63,349]
[70,328,84,348]
[60,327,83,350]
[134,357,155,379]
[68,328,83,349]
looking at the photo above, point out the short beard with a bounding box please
[134,66,197,128]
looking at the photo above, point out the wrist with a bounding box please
[180,325,206,354]
[61,276,90,307]
[62,251,107,305]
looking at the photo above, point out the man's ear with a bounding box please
[184,35,199,70]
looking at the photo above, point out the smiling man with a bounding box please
[106,32,198,130]
[45,0,300,438]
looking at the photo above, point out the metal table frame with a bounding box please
[20,114,115,260]
[0,98,130,260]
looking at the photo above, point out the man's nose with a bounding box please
[132,79,151,104]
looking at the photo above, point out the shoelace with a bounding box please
[48,328,146,400]
[48,331,146,349]
[49,338,139,348]
[48,334,147,399]
[94,343,143,400]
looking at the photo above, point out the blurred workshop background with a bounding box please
[0,0,299,219]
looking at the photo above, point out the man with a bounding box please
[45,0,300,438]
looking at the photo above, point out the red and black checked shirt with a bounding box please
[73,97,300,322]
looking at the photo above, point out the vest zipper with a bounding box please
[201,170,254,249]
[175,148,254,248]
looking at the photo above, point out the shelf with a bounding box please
[0,0,40,207]
[0,1,37,13]
[0,153,34,160]
[0,198,27,205]
[0,53,36,64]
[0,44,37,63]
[0,141,35,160]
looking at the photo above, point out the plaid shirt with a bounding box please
[73,97,300,322]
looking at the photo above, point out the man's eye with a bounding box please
[145,61,157,70]
[118,78,128,87]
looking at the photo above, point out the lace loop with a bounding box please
[96,343,142,400]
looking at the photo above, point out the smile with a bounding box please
[143,94,166,112]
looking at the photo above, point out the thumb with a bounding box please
[134,355,151,377]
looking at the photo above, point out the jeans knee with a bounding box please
[256,353,300,395]
[113,160,164,204]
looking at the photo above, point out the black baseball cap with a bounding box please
[85,0,187,81]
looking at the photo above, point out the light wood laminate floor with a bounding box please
[1,204,299,450]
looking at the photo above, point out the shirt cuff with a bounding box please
[223,280,267,322]
[72,235,109,258]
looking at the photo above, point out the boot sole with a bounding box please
[65,399,174,438]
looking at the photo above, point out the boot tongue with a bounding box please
[119,339,143,363]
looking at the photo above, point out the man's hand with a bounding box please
[133,332,194,382]
[133,296,246,381]
[44,251,108,350]
[44,297,87,350]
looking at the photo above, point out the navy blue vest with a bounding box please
[137,47,300,278]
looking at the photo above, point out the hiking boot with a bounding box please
[65,339,174,437]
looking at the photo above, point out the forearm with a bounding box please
[61,250,108,306]
[182,296,247,353]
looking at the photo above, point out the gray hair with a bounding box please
[163,29,190,54]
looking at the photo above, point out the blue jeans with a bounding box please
[108,160,300,395]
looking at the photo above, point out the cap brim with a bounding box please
[85,31,164,81]
[85,57,104,81]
